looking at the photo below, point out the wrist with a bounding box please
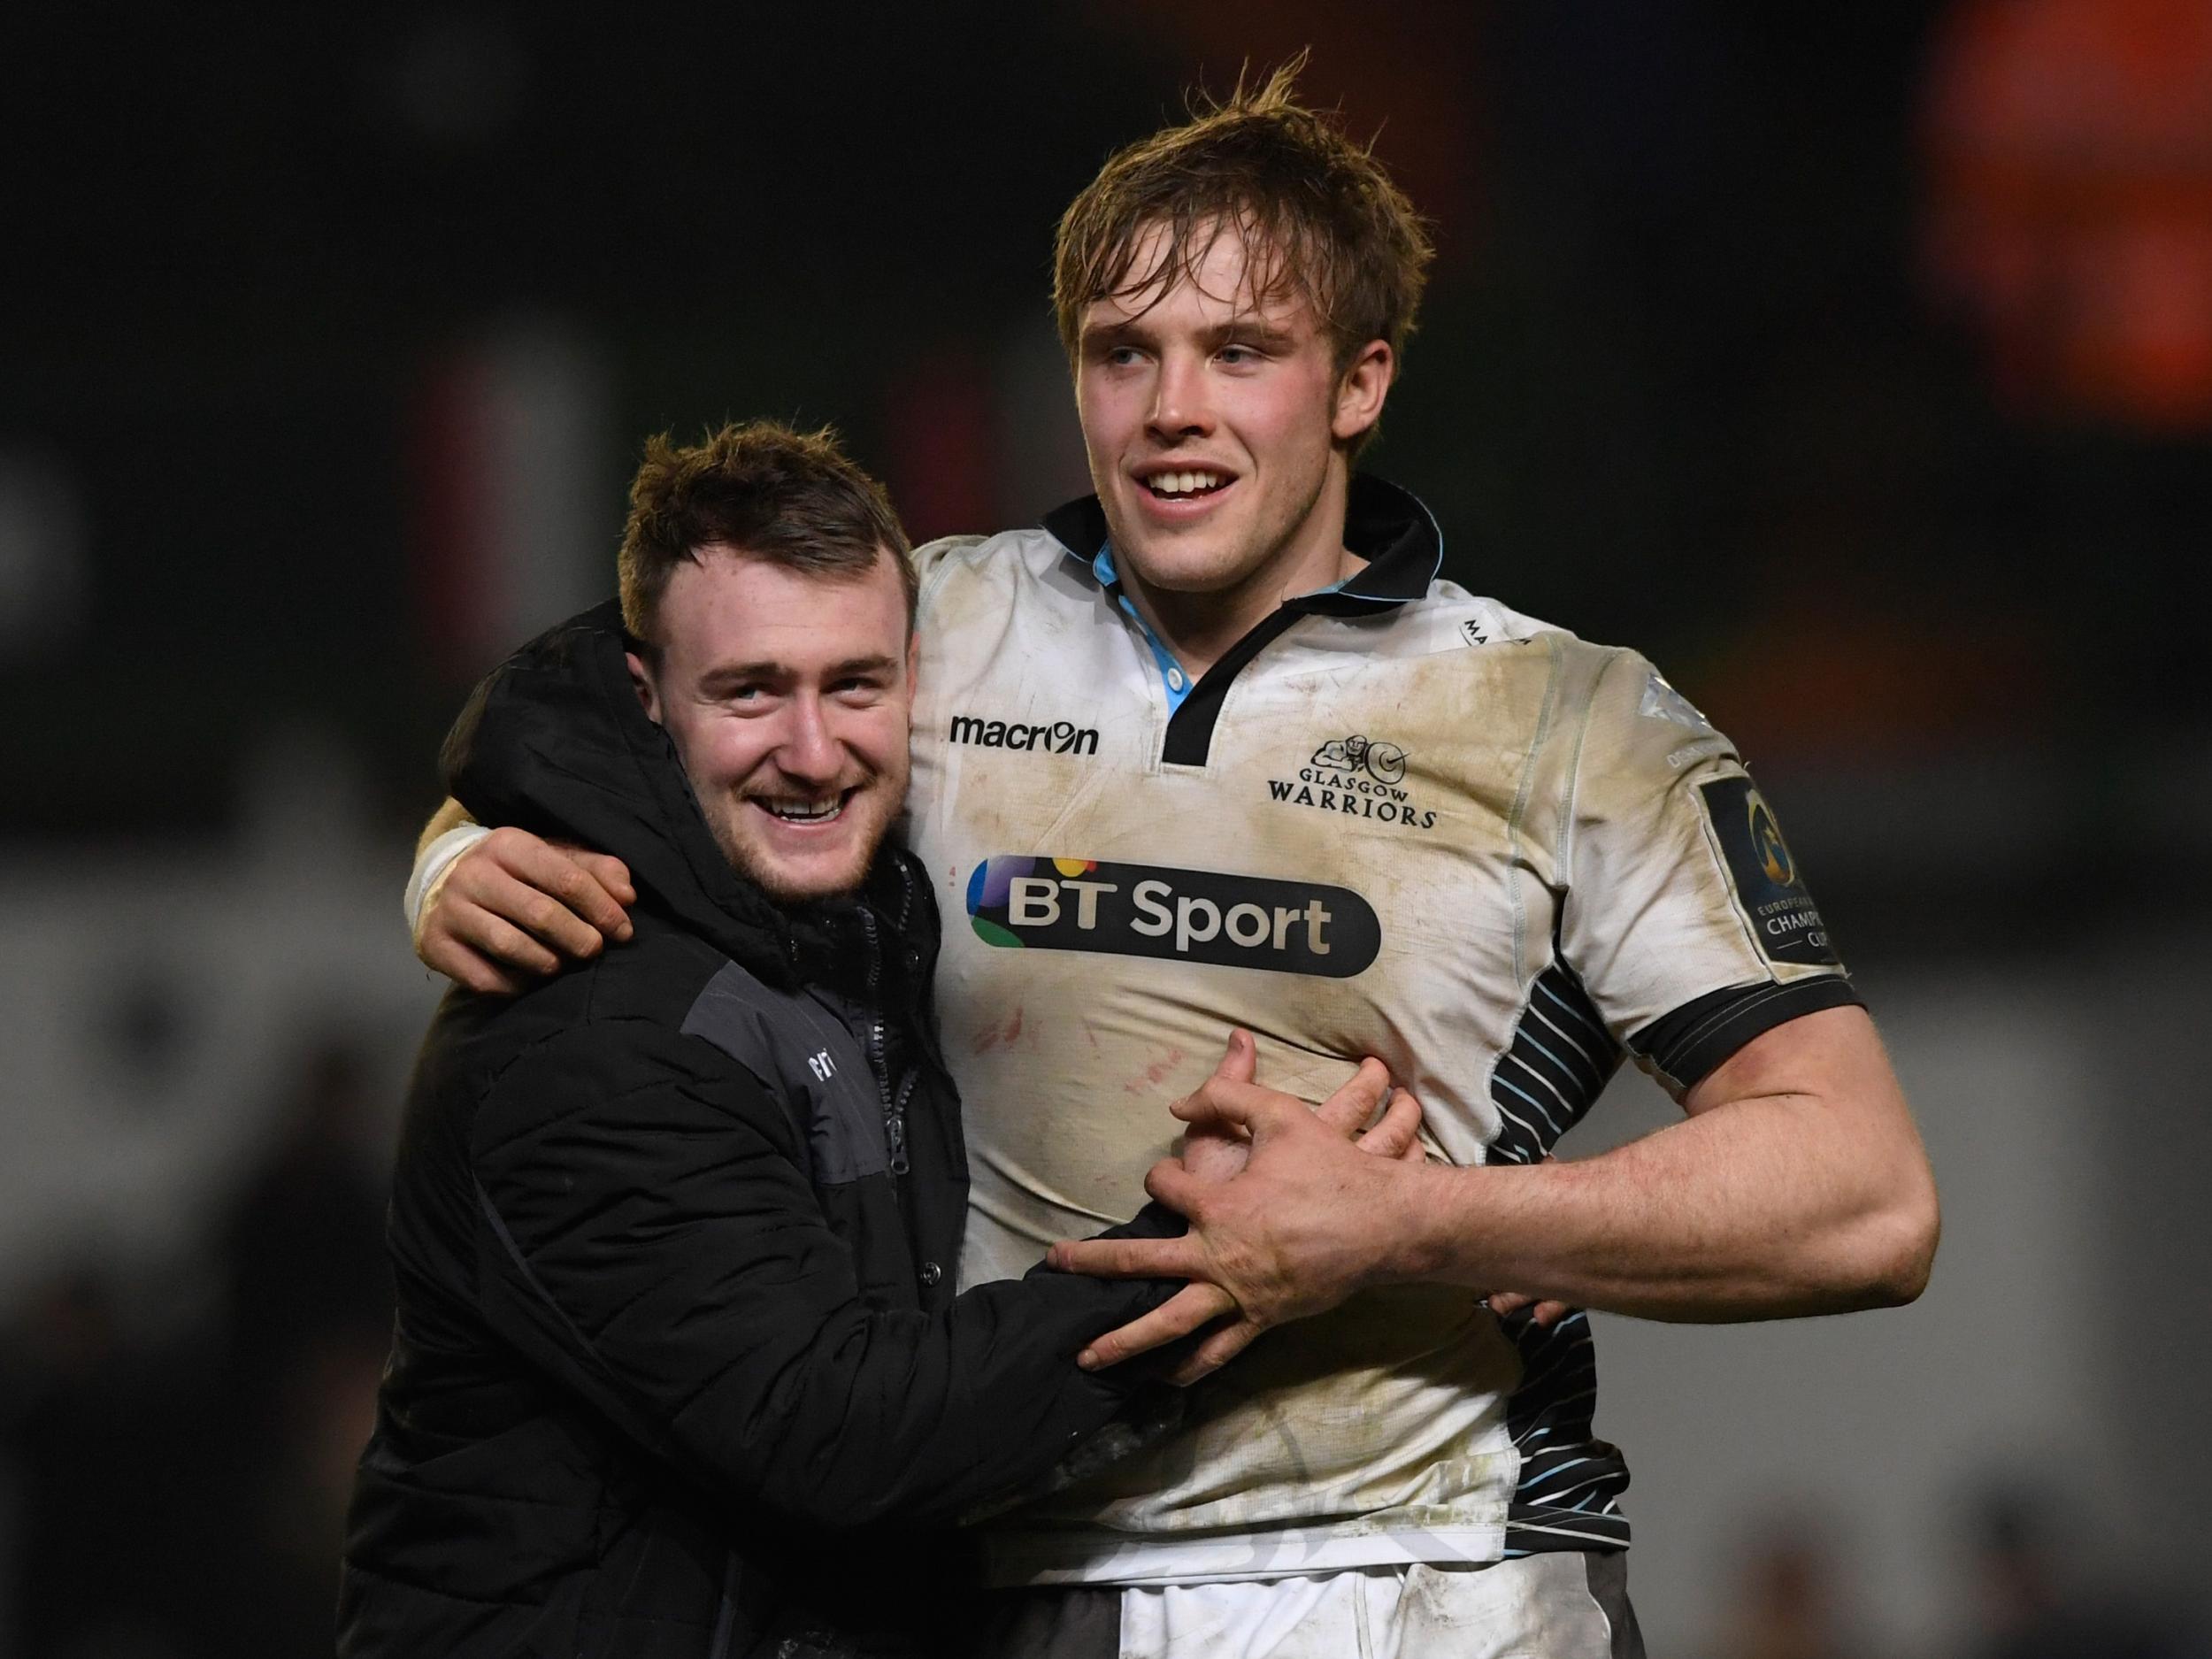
[405,822,492,930]
[1380,1158,1474,1286]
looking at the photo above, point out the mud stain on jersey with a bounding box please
[1123,1045,1187,1096]
[971,1004,1025,1054]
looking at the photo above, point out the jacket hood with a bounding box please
[442,600,931,995]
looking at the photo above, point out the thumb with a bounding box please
[1213,1028,1256,1086]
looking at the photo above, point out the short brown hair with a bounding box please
[1053,57,1433,422]
[617,420,914,651]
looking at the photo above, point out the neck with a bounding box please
[1122,465,1360,681]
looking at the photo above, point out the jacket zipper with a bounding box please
[856,903,910,1177]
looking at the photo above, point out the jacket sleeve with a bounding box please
[469,1018,1177,1531]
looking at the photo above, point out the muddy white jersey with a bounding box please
[904,478,1858,1587]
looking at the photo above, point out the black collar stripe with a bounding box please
[1040,475,1445,767]
[1041,494,1112,564]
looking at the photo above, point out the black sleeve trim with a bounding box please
[1627,976,1863,1092]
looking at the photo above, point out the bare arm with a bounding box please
[1397,1005,1936,1318]
[1055,1005,1937,1344]
[410,800,636,994]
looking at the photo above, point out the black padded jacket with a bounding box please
[338,603,1175,1657]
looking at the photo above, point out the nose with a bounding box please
[1147,349,1213,441]
[775,694,842,784]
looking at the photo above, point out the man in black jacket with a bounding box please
[340,424,1408,1657]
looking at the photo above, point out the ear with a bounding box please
[1331,339,1395,445]
[906,629,921,696]
[625,650,664,723]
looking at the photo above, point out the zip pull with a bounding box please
[884,1067,918,1178]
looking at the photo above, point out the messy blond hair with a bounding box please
[1053,54,1433,437]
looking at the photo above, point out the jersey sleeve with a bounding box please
[910,533,990,615]
[1556,649,1861,1093]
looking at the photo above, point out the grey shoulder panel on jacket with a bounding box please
[680,962,889,1185]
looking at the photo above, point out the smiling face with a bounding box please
[1075,220,1393,651]
[627,545,915,904]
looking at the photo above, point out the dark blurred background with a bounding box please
[4,4,2208,1654]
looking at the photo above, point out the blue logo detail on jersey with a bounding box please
[1747,794,1795,887]
[964,856,1381,978]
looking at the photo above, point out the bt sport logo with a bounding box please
[964,856,1380,978]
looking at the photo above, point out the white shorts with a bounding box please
[972,1552,1642,1659]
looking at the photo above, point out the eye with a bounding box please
[1217,342,1264,366]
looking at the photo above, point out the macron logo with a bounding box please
[807,1050,836,1083]
[949,713,1099,757]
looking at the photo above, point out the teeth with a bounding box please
[1150,470,1224,497]
[763,798,841,821]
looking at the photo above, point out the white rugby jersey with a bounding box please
[907,477,1857,1587]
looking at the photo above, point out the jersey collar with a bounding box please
[1040,473,1444,616]
[1040,475,1446,768]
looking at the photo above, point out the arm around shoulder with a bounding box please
[409,800,636,992]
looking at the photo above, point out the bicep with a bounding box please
[1690,1009,1902,1124]
[1683,1004,1914,1148]
[1676,1002,1938,1304]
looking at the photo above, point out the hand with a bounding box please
[1481,1291,1574,1328]
[1171,1031,1425,1189]
[416,826,636,994]
[1053,1040,1426,1384]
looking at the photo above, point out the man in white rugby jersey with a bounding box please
[408,65,1937,1659]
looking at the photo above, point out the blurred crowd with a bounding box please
[1,1040,392,1657]
[1711,1498,2200,1659]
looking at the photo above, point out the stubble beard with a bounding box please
[701,771,901,910]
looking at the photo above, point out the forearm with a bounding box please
[763,1273,1179,1526]
[488,1225,1178,1531]
[1398,1102,1928,1319]
[717,1219,1189,1525]
[1394,1011,1938,1320]
[480,1035,1180,1530]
